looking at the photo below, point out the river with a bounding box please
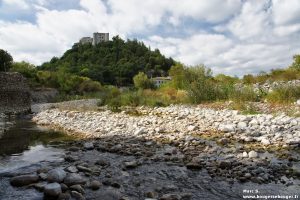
[0,115,299,200]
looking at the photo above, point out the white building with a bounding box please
[79,37,93,45]
[93,32,109,45]
[152,77,172,87]
[79,33,109,46]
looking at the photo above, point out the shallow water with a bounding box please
[0,116,71,173]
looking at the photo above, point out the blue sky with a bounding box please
[0,0,300,76]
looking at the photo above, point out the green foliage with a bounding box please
[242,74,256,84]
[10,61,39,86]
[290,55,300,71]
[39,37,175,86]
[168,63,189,89]
[0,49,13,72]
[133,72,154,89]
[266,86,300,104]
[229,86,259,102]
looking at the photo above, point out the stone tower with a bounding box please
[92,32,109,46]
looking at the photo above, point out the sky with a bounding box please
[0,0,300,76]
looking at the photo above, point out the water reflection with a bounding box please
[0,116,74,173]
[0,117,74,156]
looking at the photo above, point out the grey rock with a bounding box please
[76,165,92,173]
[10,174,39,187]
[65,155,79,162]
[66,166,78,173]
[58,192,71,200]
[71,190,85,200]
[34,182,46,191]
[44,183,62,196]
[70,184,85,194]
[60,183,68,192]
[83,142,94,150]
[124,160,138,169]
[47,168,67,183]
[160,193,180,200]
[89,180,101,190]
[64,173,86,186]
[39,172,47,180]
[218,160,232,169]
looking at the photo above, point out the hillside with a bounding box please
[39,36,175,86]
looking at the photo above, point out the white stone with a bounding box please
[248,150,258,158]
[242,152,248,158]
[187,125,197,131]
[134,128,146,135]
[261,138,271,145]
[219,124,235,132]
[237,122,247,130]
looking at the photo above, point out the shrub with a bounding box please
[133,72,154,89]
[266,86,300,103]
[229,86,258,102]
[78,79,102,94]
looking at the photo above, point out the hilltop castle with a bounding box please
[79,32,109,46]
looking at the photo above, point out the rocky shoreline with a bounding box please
[33,105,300,146]
[2,104,300,199]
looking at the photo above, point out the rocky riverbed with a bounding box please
[2,104,300,199]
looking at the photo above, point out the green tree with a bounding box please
[133,72,153,89]
[290,55,300,71]
[11,61,37,77]
[168,63,188,89]
[0,49,13,72]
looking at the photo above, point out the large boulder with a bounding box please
[10,174,39,187]
[47,168,67,183]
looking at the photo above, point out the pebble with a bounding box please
[89,180,101,190]
[83,142,94,150]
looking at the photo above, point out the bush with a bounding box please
[266,86,300,103]
[230,86,258,102]
[133,72,154,89]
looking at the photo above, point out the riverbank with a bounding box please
[2,103,300,199]
[33,105,300,146]
[32,105,300,182]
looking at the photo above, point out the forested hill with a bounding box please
[39,36,175,86]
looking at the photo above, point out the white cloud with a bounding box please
[226,0,272,40]
[2,0,29,10]
[272,0,300,25]
[0,0,300,76]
